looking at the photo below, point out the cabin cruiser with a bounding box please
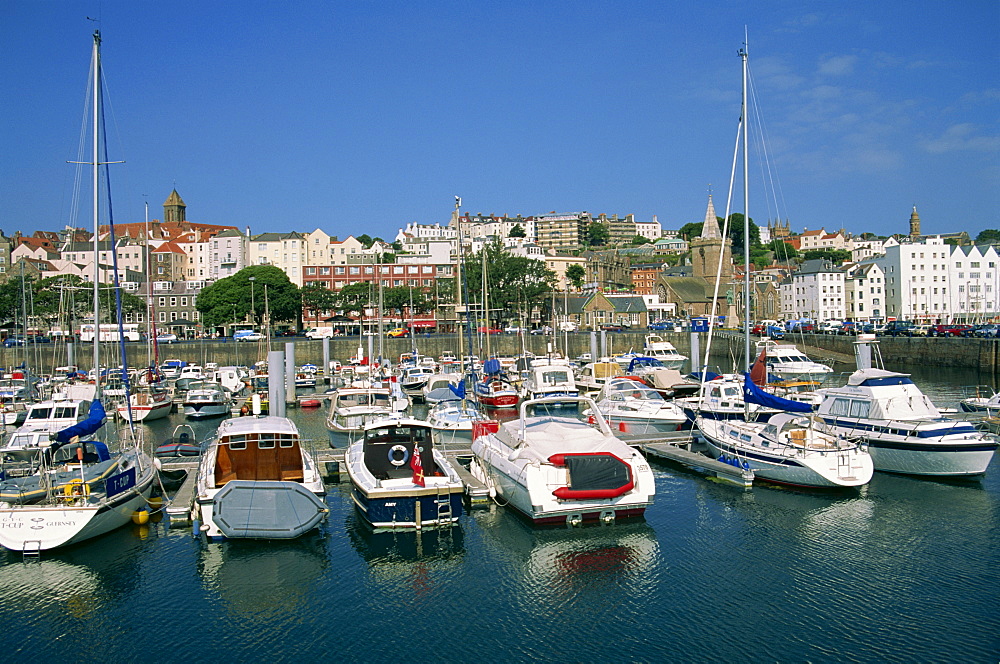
[0,396,93,460]
[471,396,655,525]
[642,334,688,370]
[183,381,233,419]
[345,416,464,529]
[520,358,578,401]
[754,338,833,382]
[591,378,687,435]
[958,386,1000,413]
[813,335,997,476]
[399,366,436,393]
[697,410,874,488]
[192,415,328,539]
[325,384,408,447]
[675,374,779,425]
[575,360,624,397]
[425,398,485,448]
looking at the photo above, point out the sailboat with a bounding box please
[692,46,873,488]
[0,31,157,552]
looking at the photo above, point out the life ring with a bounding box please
[387,444,410,467]
[63,480,90,498]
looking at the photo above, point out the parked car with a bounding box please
[648,320,671,331]
[529,326,553,335]
[837,322,857,335]
[883,320,917,337]
[477,326,502,335]
[818,320,844,335]
[600,324,624,332]
[911,324,933,337]
[155,333,178,344]
[558,321,580,332]
[24,335,52,344]
[386,327,410,338]
[973,323,1000,338]
[234,330,265,342]
[503,325,526,334]
[928,323,971,337]
[2,335,25,347]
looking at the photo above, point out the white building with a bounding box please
[843,261,886,321]
[875,236,955,322]
[948,243,1000,322]
[635,216,663,242]
[248,232,309,286]
[779,259,846,321]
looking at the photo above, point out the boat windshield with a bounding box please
[339,392,390,407]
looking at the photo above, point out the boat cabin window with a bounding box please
[829,398,870,419]
[363,425,432,481]
[258,436,276,449]
[724,387,741,398]
[225,435,247,450]
[541,370,569,385]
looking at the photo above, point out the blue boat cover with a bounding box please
[483,358,502,375]
[448,380,467,399]
[55,400,107,443]
[742,373,812,413]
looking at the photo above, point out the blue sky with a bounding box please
[3,1,998,244]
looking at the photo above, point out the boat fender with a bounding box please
[718,454,727,464]
[388,444,410,467]
[63,480,89,498]
[741,460,750,471]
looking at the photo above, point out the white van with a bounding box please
[305,327,334,339]
[558,321,579,332]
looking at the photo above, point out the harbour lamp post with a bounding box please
[248,277,256,326]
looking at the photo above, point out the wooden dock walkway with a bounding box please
[618,431,755,487]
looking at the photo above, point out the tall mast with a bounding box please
[740,44,750,373]
[91,30,101,393]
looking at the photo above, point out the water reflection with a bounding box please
[474,507,660,607]
[345,511,464,577]
[197,534,329,621]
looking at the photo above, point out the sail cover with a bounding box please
[483,358,502,375]
[55,399,107,443]
[742,373,812,413]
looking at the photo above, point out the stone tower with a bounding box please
[690,194,733,281]
[909,205,921,239]
[163,189,187,223]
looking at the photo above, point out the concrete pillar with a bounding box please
[268,350,285,418]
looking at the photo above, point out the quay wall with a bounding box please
[5,332,997,375]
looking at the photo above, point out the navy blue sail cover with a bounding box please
[742,373,813,413]
[55,399,107,443]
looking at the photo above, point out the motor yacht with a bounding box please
[471,396,655,525]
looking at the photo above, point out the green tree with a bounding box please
[765,239,799,260]
[566,264,586,291]
[334,283,374,318]
[803,248,852,263]
[196,265,301,328]
[508,224,526,238]
[301,282,339,328]
[719,214,760,252]
[461,237,557,325]
[629,235,651,246]
[355,234,374,249]
[586,222,610,247]
[975,229,1000,244]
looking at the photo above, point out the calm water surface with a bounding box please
[0,363,997,663]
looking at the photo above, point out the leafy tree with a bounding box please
[765,239,799,260]
[301,282,339,328]
[586,222,610,247]
[719,214,760,252]
[196,265,301,328]
[461,237,557,325]
[629,235,651,246]
[508,224,526,238]
[334,283,374,318]
[975,229,1000,244]
[22,274,145,331]
[566,264,586,291]
[382,286,433,317]
[803,248,852,263]
[678,222,703,241]
[355,234,374,249]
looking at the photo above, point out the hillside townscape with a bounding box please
[2,188,998,339]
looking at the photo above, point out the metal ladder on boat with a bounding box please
[22,540,41,561]
[434,486,453,526]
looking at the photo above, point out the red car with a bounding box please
[929,324,972,337]
[477,326,502,335]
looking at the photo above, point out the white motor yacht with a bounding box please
[471,396,655,525]
[520,358,578,401]
[813,336,997,476]
[755,338,833,382]
[591,378,687,435]
[192,415,328,539]
[642,334,688,370]
[325,385,408,447]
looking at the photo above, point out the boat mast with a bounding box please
[91,30,101,395]
[740,44,750,374]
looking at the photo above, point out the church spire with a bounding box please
[163,189,187,223]
[700,193,722,240]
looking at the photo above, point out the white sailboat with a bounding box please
[0,31,156,552]
[692,45,873,488]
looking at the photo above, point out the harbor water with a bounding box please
[0,363,997,663]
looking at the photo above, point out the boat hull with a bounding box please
[350,486,464,529]
[0,464,155,551]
